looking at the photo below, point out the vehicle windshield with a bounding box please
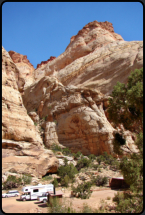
[22,192,30,195]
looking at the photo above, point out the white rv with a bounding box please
[20,183,54,201]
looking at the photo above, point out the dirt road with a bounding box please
[2,189,118,213]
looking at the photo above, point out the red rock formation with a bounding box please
[36,56,56,69]
[8,51,34,68]
[66,21,115,49]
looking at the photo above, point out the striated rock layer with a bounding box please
[33,21,143,95]
[2,47,58,178]
[2,20,142,178]
[23,77,136,156]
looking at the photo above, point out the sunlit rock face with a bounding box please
[8,50,35,89]
[22,76,115,155]
[2,47,58,178]
[2,20,142,178]
[33,20,142,95]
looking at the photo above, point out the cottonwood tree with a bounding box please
[107,68,143,213]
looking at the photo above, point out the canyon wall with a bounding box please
[2,47,58,178]
[2,20,143,178]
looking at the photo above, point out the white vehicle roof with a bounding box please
[22,183,54,192]
[8,190,18,193]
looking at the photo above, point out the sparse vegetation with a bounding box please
[72,151,82,159]
[76,157,91,171]
[50,143,62,153]
[96,152,119,171]
[3,174,32,189]
[62,147,72,156]
[71,181,92,199]
[95,175,108,186]
[48,197,76,213]
[42,175,53,181]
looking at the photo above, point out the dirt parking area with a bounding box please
[2,188,119,213]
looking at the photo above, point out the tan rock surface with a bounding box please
[8,50,35,89]
[2,48,58,177]
[33,21,142,95]
[2,47,25,92]
[34,21,123,82]
[57,40,143,95]
[2,139,58,177]
[23,76,136,155]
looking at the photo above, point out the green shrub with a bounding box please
[60,175,70,187]
[96,175,108,186]
[97,152,119,171]
[50,143,62,153]
[88,154,96,161]
[52,178,58,187]
[34,122,37,126]
[57,163,78,181]
[62,147,72,156]
[22,174,32,185]
[71,181,92,199]
[113,191,124,204]
[97,155,105,164]
[3,175,22,189]
[42,175,53,181]
[76,157,91,171]
[72,151,82,159]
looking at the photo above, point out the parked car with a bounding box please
[2,190,20,198]
[37,192,49,203]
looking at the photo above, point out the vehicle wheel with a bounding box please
[23,198,26,201]
[15,194,18,197]
[5,195,8,198]
[43,199,47,203]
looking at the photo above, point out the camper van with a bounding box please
[20,183,54,201]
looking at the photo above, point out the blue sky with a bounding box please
[2,2,143,69]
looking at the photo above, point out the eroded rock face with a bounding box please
[23,76,137,155]
[57,41,143,95]
[2,47,59,178]
[2,47,25,92]
[34,21,123,81]
[2,139,58,177]
[33,21,143,95]
[8,50,35,89]
[22,76,116,155]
